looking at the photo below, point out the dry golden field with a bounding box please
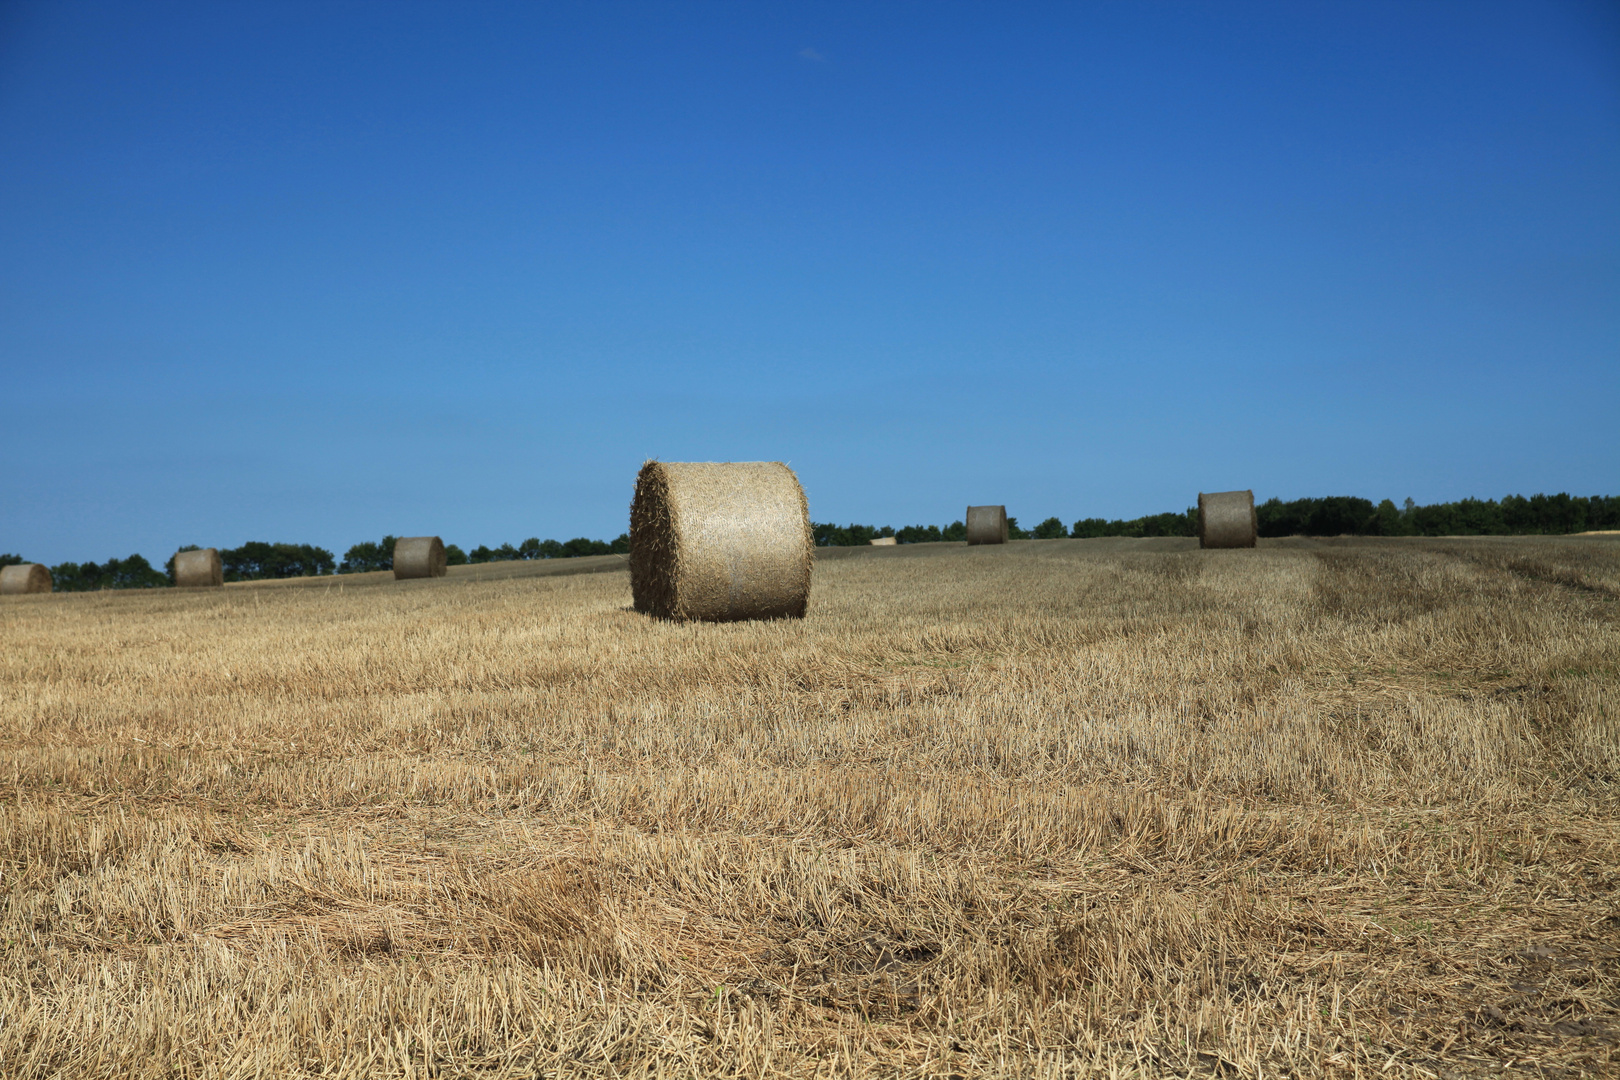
[1,536,1617,1078]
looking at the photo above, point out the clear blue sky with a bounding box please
[2,1,1616,563]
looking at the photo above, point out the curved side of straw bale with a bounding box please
[629,460,813,622]
[1197,490,1258,549]
[0,563,52,595]
[869,536,897,546]
[174,548,224,588]
[966,505,1008,545]
[393,537,447,580]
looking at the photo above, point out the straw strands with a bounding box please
[0,563,50,595]
[629,460,813,622]
[0,537,1607,1075]
[1198,490,1258,548]
[966,505,1008,545]
[173,548,224,588]
[393,537,447,580]
[1,536,1615,1077]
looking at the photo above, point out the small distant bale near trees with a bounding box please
[1198,490,1258,549]
[392,537,447,580]
[629,460,813,622]
[966,505,1009,545]
[0,563,52,594]
[172,548,223,588]
[869,536,897,546]
[812,523,894,546]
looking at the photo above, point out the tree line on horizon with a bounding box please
[815,491,1620,545]
[4,492,1614,591]
[0,532,637,591]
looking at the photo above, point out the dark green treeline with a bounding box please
[4,492,1613,588]
[813,492,1620,546]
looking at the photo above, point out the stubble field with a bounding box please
[1,536,1617,1078]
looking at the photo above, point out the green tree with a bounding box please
[50,555,168,591]
[1371,500,1406,536]
[224,542,335,581]
[561,537,610,556]
[895,524,943,544]
[1068,517,1115,539]
[444,544,468,566]
[339,536,396,574]
[1032,516,1067,539]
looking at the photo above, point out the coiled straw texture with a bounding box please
[0,563,51,595]
[630,461,813,622]
[174,549,223,588]
[394,537,447,580]
[1198,490,1258,549]
[966,505,1008,546]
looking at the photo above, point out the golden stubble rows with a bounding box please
[1,537,1616,1078]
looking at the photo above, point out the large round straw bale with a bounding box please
[0,563,51,595]
[629,460,813,622]
[173,548,223,588]
[393,536,447,580]
[869,536,897,546]
[965,505,1008,545]
[1197,490,1257,548]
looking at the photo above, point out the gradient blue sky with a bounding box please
[2,1,1616,563]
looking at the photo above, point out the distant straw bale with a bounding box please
[393,537,447,580]
[0,563,51,595]
[966,505,1008,545]
[174,548,223,588]
[630,460,813,622]
[1197,490,1258,549]
[869,536,897,546]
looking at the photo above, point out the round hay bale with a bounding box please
[0,563,51,595]
[173,548,223,588]
[869,536,897,546]
[629,460,813,622]
[393,537,447,580]
[1197,490,1257,548]
[966,505,1008,545]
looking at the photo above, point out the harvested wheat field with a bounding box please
[2,536,1617,1078]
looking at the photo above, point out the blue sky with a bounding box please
[2,1,1616,562]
